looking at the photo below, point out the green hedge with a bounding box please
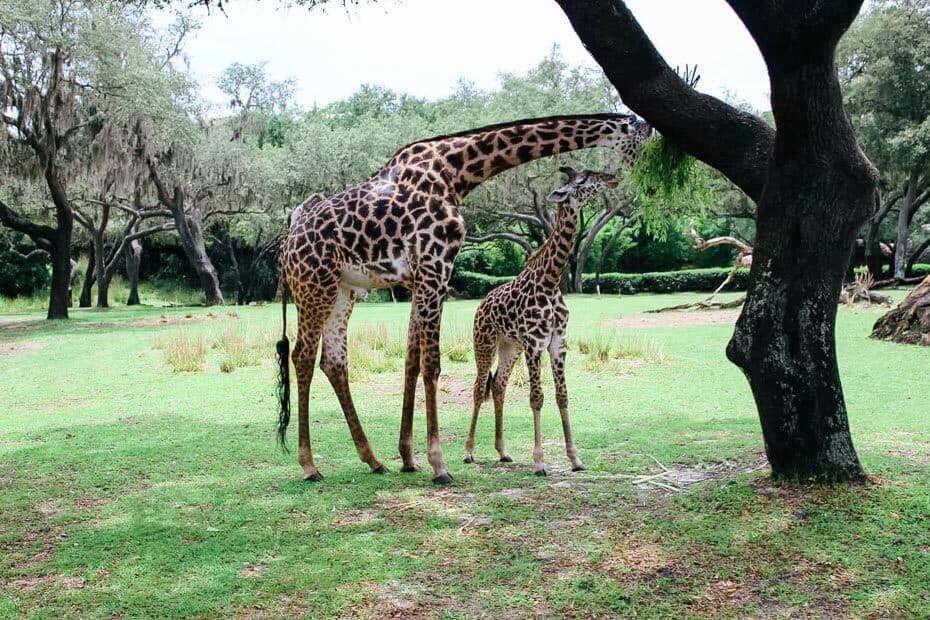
[449,265,928,299]
[582,268,750,295]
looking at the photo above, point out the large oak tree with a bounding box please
[556,0,878,482]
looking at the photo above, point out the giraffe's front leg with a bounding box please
[416,294,452,484]
[399,310,421,473]
[525,349,547,476]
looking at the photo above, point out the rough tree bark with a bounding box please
[556,0,877,482]
[871,276,930,345]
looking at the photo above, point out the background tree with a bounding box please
[556,0,878,483]
[0,0,188,317]
[838,0,930,281]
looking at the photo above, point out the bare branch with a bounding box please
[466,232,535,255]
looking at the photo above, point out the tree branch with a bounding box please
[0,198,57,244]
[554,0,774,200]
[466,232,535,255]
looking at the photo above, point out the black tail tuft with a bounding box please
[276,278,291,452]
[276,336,291,452]
[483,370,494,402]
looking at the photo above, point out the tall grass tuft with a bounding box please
[154,330,208,372]
[441,322,471,363]
[347,323,404,381]
[216,324,265,370]
[573,330,666,373]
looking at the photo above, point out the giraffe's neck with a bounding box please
[383,114,631,199]
[523,198,582,292]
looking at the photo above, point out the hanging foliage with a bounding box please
[627,135,717,241]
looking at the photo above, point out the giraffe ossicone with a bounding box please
[275,114,651,484]
[465,167,623,476]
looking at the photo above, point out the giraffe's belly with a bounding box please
[340,256,411,290]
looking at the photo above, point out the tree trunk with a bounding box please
[556,0,873,483]
[894,171,919,281]
[147,164,224,306]
[865,190,900,279]
[46,186,73,320]
[870,276,930,345]
[93,228,110,308]
[223,233,246,305]
[79,243,95,308]
[177,206,223,306]
[724,18,874,483]
[126,237,142,306]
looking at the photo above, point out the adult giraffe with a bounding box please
[276,113,652,484]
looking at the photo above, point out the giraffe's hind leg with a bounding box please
[320,285,387,474]
[465,329,497,464]
[491,339,521,464]
[549,329,584,471]
[292,309,326,482]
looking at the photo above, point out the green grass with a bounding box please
[0,291,927,618]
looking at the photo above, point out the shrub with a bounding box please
[0,248,50,297]
[582,268,750,295]
[912,263,930,277]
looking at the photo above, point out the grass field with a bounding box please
[0,291,927,618]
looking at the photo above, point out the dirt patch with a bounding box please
[21,396,91,414]
[126,312,226,327]
[0,340,47,357]
[605,308,741,328]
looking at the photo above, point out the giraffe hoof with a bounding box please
[303,472,324,482]
[400,464,421,473]
[534,469,548,477]
[571,465,587,472]
[463,455,474,464]
[371,464,390,475]
[499,456,513,463]
[432,473,454,485]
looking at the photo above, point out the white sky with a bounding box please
[179,0,772,113]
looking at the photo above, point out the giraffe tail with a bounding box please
[483,371,494,402]
[275,279,291,452]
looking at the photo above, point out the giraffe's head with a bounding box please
[546,167,619,206]
[599,114,652,167]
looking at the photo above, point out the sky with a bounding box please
[177,0,771,114]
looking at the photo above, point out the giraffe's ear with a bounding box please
[558,166,576,178]
[547,188,569,203]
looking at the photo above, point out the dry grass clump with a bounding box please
[153,330,208,372]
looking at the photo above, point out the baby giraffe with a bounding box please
[465,167,618,475]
